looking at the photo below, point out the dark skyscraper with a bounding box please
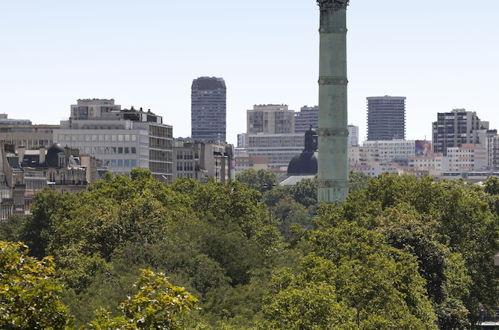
[191,77,226,142]
[367,96,406,141]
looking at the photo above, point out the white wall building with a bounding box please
[54,102,173,182]
[362,140,416,164]
[408,153,449,177]
[348,125,359,147]
[245,133,304,168]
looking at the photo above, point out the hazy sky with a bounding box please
[1,0,498,144]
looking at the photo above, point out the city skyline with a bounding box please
[1,0,498,144]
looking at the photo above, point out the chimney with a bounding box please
[17,146,25,163]
[39,147,46,164]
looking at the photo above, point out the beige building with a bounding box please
[173,140,233,183]
[247,104,295,134]
[0,114,58,149]
[447,144,488,173]
[234,150,268,174]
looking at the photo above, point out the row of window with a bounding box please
[58,134,138,142]
[101,159,138,168]
[176,162,194,171]
[77,146,137,155]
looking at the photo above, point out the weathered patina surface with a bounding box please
[316,0,349,203]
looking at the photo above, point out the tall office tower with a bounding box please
[247,104,295,134]
[295,106,319,133]
[367,96,406,141]
[432,109,488,155]
[71,99,121,120]
[347,125,359,147]
[54,102,173,183]
[191,77,226,142]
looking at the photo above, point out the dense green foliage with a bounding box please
[0,169,497,328]
[0,241,72,329]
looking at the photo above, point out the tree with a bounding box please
[262,221,438,329]
[89,269,198,329]
[349,170,370,192]
[272,197,312,240]
[235,169,278,193]
[0,241,72,329]
[335,174,498,324]
[375,204,472,328]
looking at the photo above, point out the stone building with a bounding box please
[0,143,97,220]
[0,114,58,149]
[173,140,233,183]
[247,104,295,134]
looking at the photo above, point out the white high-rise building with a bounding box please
[348,125,359,147]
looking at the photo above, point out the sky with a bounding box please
[1,0,498,144]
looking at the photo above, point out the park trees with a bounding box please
[262,221,437,329]
[0,241,72,329]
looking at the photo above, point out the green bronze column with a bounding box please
[317,0,349,203]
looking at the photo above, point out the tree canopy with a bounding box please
[0,169,497,328]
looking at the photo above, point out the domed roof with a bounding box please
[287,151,318,176]
[46,143,65,167]
[287,127,319,176]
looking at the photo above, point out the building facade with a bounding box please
[0,143,97,220]
[362,140,416,165]
[447,144,488,173]
[348,125,359,147]
[295,105,319,133]
[247,104,295,135]
[173,140,233,182]
[71,99,121,120]
[191,77,226,142]
[367,96,406,141]
[54,102,173,182]
[0,114,58,149]
[244,133,304,169]
[432,109,487,155]
[234,151,268,174]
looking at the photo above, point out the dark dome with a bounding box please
[287,126,318,176]
[287,152,318,176]
[46,143,65,167]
